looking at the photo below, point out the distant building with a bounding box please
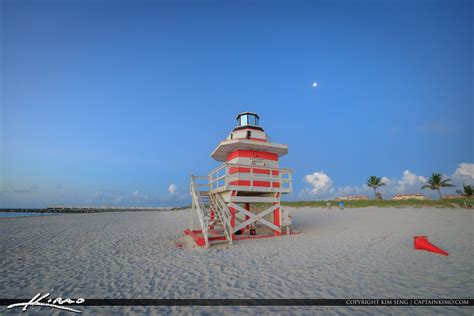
[335,195,369,201]
[442,194,463,199]
[392,193,429,200]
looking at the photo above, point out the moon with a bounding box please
[312,82,318,88]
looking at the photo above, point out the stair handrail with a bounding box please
[211,193,233,244]
[190,176,210,248]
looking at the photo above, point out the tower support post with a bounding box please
[244,202,250,232]
[230,191,237,238]
[273,192,281,236]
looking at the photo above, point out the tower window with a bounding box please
[236,112,260,127]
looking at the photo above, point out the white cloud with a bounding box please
[91,191,126,204]
[300,171,334,199]
[132,190,148,200]
[419,122,451,134]
[335,185,371,197]
[168,184,178,195]
[381,176,391,185]
[299,169,437,200]
[396,170,427,193]
[453,163,474,181]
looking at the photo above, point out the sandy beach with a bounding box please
[1,207,473,315]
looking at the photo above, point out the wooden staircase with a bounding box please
[189,176,232,248]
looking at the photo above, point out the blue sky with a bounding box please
[1,0,472,207]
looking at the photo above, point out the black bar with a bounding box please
[1,299,473,306]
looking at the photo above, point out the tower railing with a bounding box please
[208,163,292,194]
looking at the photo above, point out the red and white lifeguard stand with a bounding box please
[185,112,293,248]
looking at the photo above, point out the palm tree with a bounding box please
[366,176,386,199]
[457,184,473,199]
[421,173,455,199]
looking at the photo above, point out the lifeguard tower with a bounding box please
[185,112,293,248]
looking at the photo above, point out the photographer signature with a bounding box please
[7,293,85,313]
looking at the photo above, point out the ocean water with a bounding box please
[0,212,56,219]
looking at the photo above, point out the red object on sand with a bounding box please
[414,236,449,256]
